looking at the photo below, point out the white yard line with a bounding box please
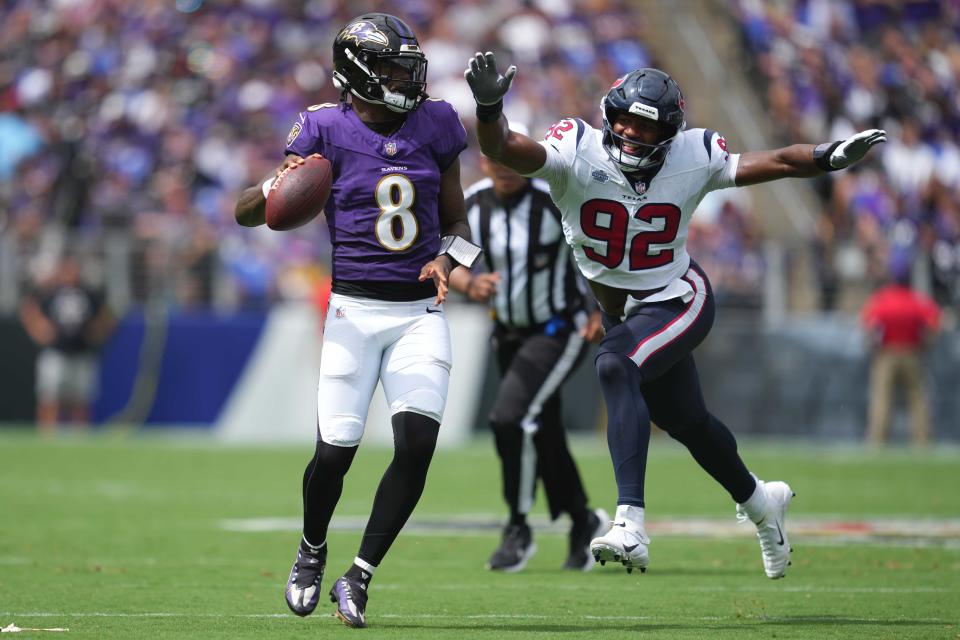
[1,612,951,624]
[219,514,960,548]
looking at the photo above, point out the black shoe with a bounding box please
[284,541,327,616]
[563,508,610,571]
[485,523,536,572]
[329,575,369,628]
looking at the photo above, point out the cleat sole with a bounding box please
[590,543,649,573]
[334,609,366,629]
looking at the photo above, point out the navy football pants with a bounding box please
[595,262,755,508]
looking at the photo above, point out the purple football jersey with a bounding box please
[284,100,467,287]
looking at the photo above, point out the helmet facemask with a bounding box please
[371,51,428,112]
[598,68,686,174]
[601,100,678,172]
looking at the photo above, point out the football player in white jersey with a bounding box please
[464,52,886,578]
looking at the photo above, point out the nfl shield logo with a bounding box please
[384,142,398,156]
[634,180,647,195]
[335,307,345,319]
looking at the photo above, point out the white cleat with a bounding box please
[737,480,794,579]
[590,518,650,574]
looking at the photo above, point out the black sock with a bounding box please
[508,513,528,527]
[357,411,439,566]
[344,562,373,589]
[301,437,359,546]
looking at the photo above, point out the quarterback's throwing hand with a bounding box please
[829,129,886,169]
[465,52,517,106]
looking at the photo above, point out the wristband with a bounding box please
[476,100,504,123]
[438,235,482,269]
[261,177,276,198]
[813,141,842,172]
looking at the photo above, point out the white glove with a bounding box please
[828,129,886,169]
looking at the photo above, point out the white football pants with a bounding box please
[316,293,452,447]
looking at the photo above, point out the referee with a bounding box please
[451,125,608,572]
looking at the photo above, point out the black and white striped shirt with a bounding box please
[465,177,585,329]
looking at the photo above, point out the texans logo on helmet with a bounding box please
[610,76,626,89]
[339,21,390,46]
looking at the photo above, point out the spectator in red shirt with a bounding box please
[861,262,941,446]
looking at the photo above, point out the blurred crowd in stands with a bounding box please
[0,0,765,313]
[733,0,960,314]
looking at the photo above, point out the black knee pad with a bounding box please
[313,438,358,475]
[391,411,440,464]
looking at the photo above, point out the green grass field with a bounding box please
[1,430,958,639]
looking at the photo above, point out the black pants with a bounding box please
[489,323,590,522]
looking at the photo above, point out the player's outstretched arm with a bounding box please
[464,52,546,175]
[735,129,886,186]
[234,155,309,227]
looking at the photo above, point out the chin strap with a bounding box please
[437,235,482,269]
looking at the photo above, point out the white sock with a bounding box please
[354,556,377,575]
[302,536,326,552]
[739,479,769,524]
[615,504,645,529]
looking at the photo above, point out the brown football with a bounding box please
[265,155,332,231]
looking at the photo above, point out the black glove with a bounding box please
[464,51,517,106]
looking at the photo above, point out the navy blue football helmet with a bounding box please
[332,13,428,113]
[601,68,686,172]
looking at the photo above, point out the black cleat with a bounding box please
[486,523,536,572]
[564,508,610,571]
[329,575,368,628]
[284,542,327,617]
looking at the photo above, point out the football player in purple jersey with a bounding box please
[235,14,480,628]
[464,52,885,580]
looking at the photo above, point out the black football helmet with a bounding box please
[332,13,428,113]
[601,68,686,172]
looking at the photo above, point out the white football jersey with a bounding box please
[525,118,739,302]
